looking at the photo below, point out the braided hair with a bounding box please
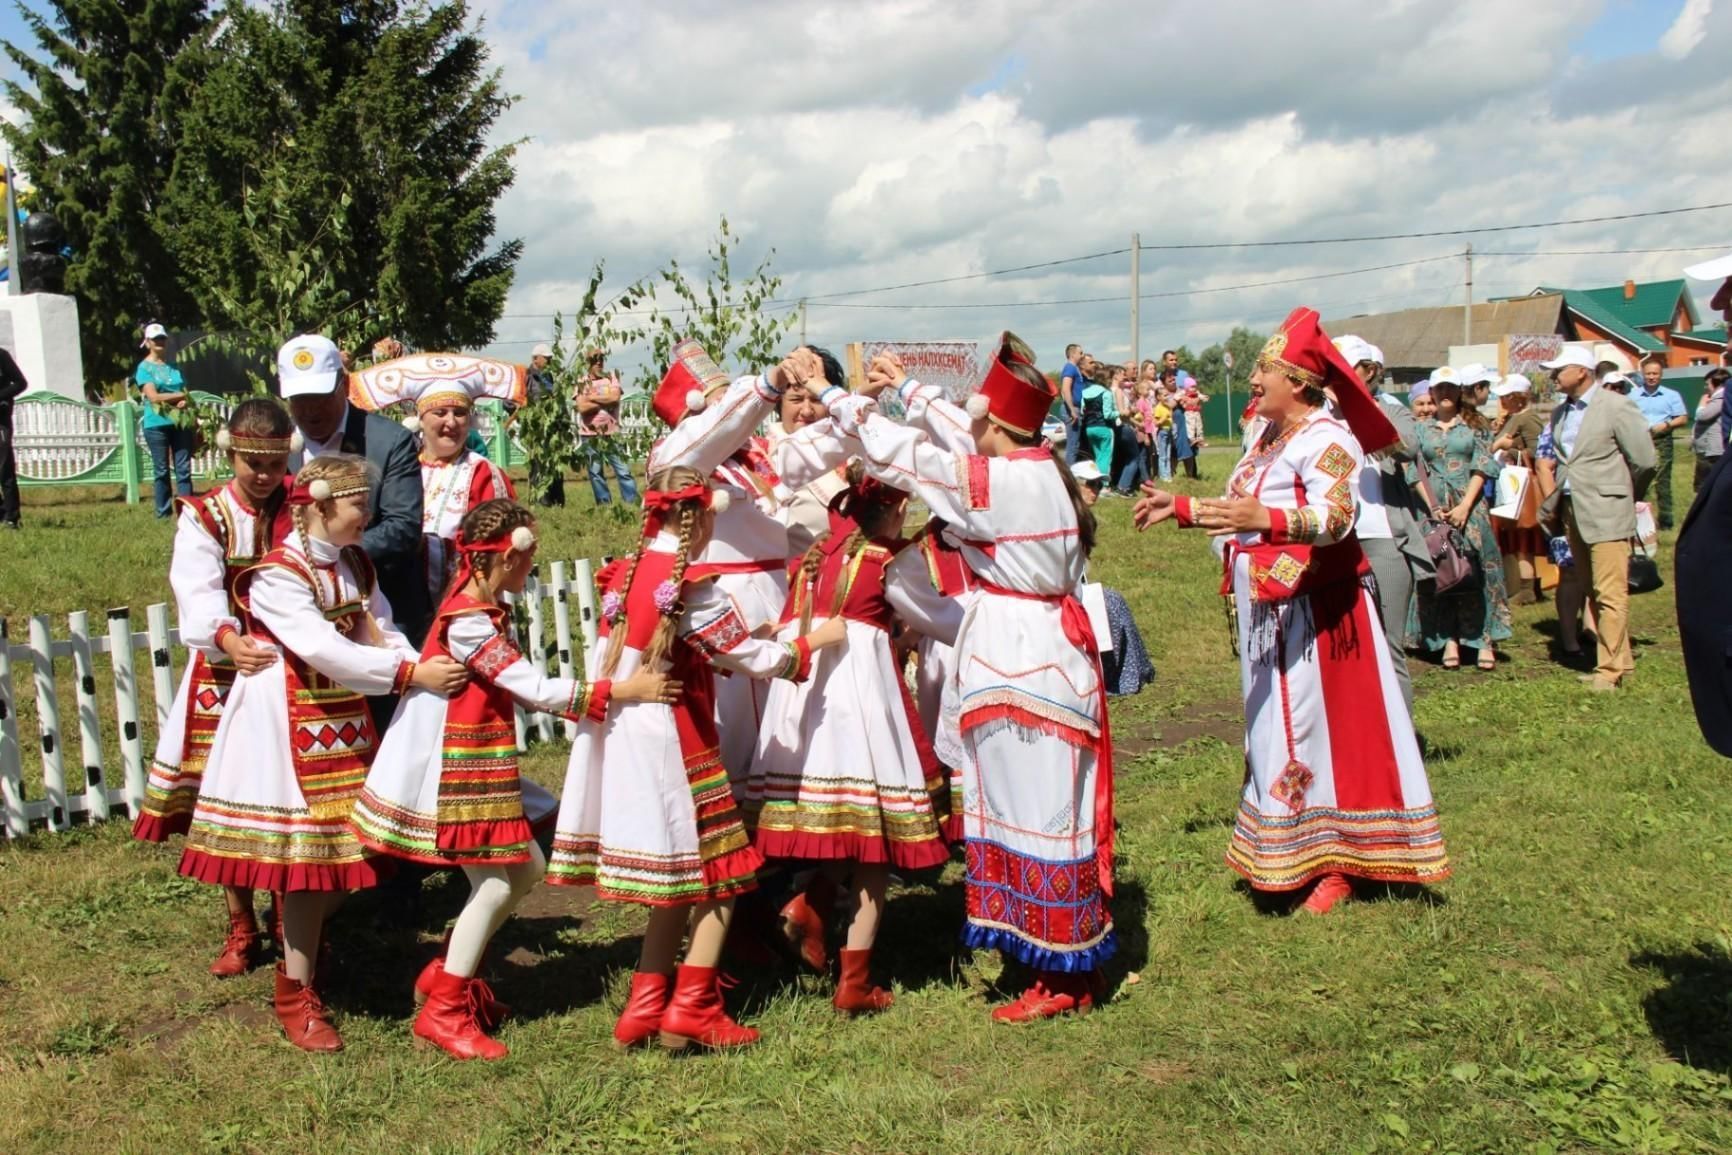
[453,498,537,604]
[289,454,375,613]
[597,465,709,678]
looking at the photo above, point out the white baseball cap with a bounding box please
[531,342,552,359]
[1456,363,1498,386]
[277,334,344,398]
[1540,346,1597,372]
[1491,373,1532,397]
[1070,460,1105,484]
[1333,335,1377,366]
[1424,366,1459,388]
[140,322,168,347]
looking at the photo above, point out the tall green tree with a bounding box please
[165,0,520,354]
[1,0,214,389]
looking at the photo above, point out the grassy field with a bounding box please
[2,450,1730,1155]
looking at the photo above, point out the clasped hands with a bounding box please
[1133,482,1271,536]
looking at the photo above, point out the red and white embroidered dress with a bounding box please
[420,450,515,606]
[133,483,291,841]
[1172,409,1449,891]
[828,379,1115,972]
[178,535,419,892]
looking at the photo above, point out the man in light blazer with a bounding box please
[1538,347,1657,691]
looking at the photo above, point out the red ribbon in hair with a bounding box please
[448,529,519,593]
[642,484,710,512]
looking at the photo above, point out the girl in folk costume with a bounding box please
[133,399,299,978]
[548,467,847,1051]
[178,455,469,1052]
[645,342,851,784]
[903,516,974,844]
[745,465,959,1014]
[348,353,526,608]
[352,500,677,1060]
[765,346,851,556]
[1134,308,1450,914]
[816,339,1115,1023]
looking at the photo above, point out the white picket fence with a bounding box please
[0,558,606,840]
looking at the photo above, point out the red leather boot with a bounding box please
[779,873,837,973]
[412,968,508,1061]
[658,964,759,1051]
[832,948,894,1016]
[209,911,264,978]
[414,954,509,1030]
[273,966,343,1052]
[613,971,674,1048]
[1299,873,1353,915]
[990,970,1095,1024]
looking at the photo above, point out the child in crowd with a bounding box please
[177,454,468,1052]
[352,499,677,1060]
[746,464,956,1015]
[548,467,847,1052]
[133,399,299,978]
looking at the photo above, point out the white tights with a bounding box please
[445,841,546,978]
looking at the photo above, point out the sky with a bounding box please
[4,0,1730,373]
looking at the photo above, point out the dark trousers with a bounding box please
[529,462,565,507]
[0,414,18,526]
[1653,434,1675,528]
[1695,454,1720,493]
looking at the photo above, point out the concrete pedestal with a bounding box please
[0,290,85,399]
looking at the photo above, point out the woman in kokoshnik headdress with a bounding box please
[815,336,1116,1023]
[1135,308,1449,916]
[547,466,847,1052]
[347,352,525,609]
[132,399,300,980]
[177,453,470,1052]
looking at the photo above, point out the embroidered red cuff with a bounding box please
[780,637,814,682]
[584,680,611,723]
[1267,507,1290,543]
[393,660,416,695]
[213,624,239,652]
[1174,496,1197,527]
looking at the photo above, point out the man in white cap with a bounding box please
[1537,346,1656,691]
[1335,336,1428,714]
[279,333,431,645]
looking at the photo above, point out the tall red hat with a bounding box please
[652,339,731,428]
[1259,308,1398,454]
[964,331,1054,439]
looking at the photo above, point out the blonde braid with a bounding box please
[641,504,696,673]
[597,544,643,679]
[795,540,826,637]
[291,504,325,613]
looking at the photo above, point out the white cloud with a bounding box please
[1660,0,1712,58]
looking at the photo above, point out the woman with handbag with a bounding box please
[1135,308,1449,915]
[1489,375,1546,605]
[1413,379,1512,670]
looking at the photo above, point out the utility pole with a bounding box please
[1129,233,1141,368]
[1463,243,1474,348]
[798,299,808,346]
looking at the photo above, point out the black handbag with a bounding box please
[1411,453,1478,594]
[1628,541,1664,594]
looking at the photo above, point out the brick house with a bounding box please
[1532,279,1726,368]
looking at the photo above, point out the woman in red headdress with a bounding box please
[744,463,958,1014]
[1135,309,1450,914]
[817,336,1114,1023]
[547,465,848,1052]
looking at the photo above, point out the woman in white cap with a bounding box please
[134,322,197,517]
[1490,374,1545,604]
[348,354,526,609]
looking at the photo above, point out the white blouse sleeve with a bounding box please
[248,567,412,696]
[773,417,855,491]
[444,612,606,720]
[646,373,782,478]
[898,379,978,457]
[884,547,965,646]
[679,578,812,681]
[823,391,997,542]
[170,509,238,655]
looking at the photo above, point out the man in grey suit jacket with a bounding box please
[1538,347,1657,691]
[1337,338,1431,716]
[279,334,431,646]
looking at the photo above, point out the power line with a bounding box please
[1474,245,1728,257]
[800,248,1132,302]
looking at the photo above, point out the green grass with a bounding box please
[2,452,1731,1155]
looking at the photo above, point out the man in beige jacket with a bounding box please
[1539,347,1658,690]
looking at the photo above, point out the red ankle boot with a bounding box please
[659,964,759,1051]
[412,968,507,1061]
[990,971,1094,1024]
[414,955,509,1030]
[273,966,343,1052]
[779,877,836,973]
[613,971,674,1048]
[210,911,264,978]
[1299,873,1353,915]
[832,948,894,1016]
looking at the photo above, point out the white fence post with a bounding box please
[550,561,577,740]
[108,607,146,818]
[573,558,600,675]
[67,611,109,823]
[146,603,175,733]
[521,568,554,744]
[28,615,68,832]
[0,619,26,837]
